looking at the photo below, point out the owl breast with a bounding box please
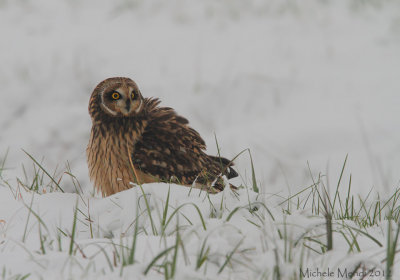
[86,124,153,197]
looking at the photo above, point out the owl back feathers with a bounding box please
[132,98,237,191]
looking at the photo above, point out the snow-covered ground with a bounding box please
[1,0,400,279]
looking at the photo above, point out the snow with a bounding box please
[1,0,400,279]
[0,184,259,279]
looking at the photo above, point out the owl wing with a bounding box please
[132,98,209,184]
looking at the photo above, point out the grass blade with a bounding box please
[69,198,79,255]
[22,149,64,193]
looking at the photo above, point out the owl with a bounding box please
[87,77,238,197]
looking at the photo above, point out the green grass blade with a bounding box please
[69,198,79,255]
[164,203,206,231]
[22,149,64,193]
[248,149,259,193]
[218,238,244,274]
[138,184,158,235]
[143,246,175,275]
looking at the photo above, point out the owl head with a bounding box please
[89,77,144,120]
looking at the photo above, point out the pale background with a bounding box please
[1,0,399,196]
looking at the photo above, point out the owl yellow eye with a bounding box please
[111,92,120,100]
[131,92,135,99]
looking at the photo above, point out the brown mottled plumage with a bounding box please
[87,77,238,197]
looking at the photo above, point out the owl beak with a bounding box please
[120,100,132,116]
[125,100,131,112]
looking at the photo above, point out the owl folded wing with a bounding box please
[131,99,208,184]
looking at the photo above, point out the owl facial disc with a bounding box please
[92,77,144,118]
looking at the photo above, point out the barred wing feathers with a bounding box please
[132,98,237,191]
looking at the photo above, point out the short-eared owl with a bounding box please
[87,77,238,197]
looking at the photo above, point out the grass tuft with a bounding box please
[22,149,64,193]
